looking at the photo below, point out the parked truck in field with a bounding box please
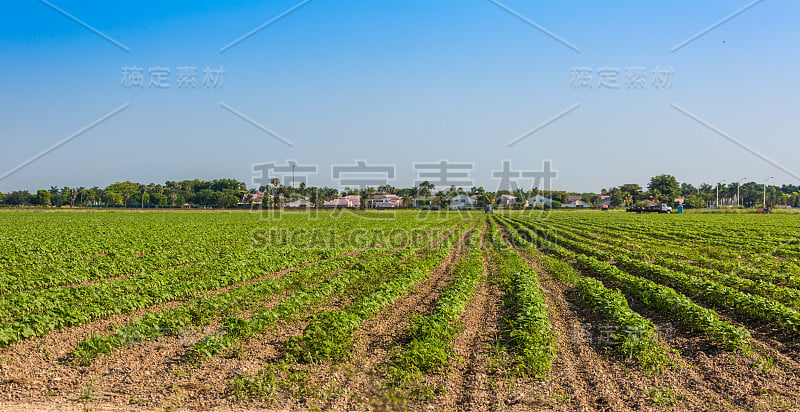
[626,203,673,214]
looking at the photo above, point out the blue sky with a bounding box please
[1,0,798,192]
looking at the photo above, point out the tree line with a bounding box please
[599,175,800,209]
[0,174,797,209]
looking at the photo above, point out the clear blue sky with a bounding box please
[1,0,798,192]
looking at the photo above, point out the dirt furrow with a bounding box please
[498,224,648,411]
[305,223,475,410]
[0,300,186,407]
[46,224,461,411]
[541,221,800,410]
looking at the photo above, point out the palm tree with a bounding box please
[418,181,435,197]
[270,178,280,207]
[141,185,148,209]
[360,186,377,209]
[622,193,633,207]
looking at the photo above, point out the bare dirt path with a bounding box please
[436,262,506,410]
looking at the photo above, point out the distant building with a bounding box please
[596,195,612,207]
[450,194,477,210]
[528,195,553,207]
[323,195,361,209]
[370,194,403,209]
[284,198,313,208]
[237,192,265,206]
[562,200,592,208]
[497,194,517,206]
[566,195,583,203]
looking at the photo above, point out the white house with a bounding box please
[450,194,477,210]
[528,195,553,207]
[497,194,517,206]
[562,200,592,208]
[370,194,403,209]
[284,198,313,208]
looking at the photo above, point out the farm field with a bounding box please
[1,209,800,411]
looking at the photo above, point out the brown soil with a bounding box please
[0,223,459,411]
[505,221,800,411]
[5,218,799,411]
[303,223,476,411]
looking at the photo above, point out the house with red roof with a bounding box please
[497,194,517,206]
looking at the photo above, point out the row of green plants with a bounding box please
[385,226,485,385]
[488,218,556,378]
[68,226,441,365]
[538,220,800,309]
[615,256,800,335]
[0,211,447,296]
[567,219,800,290]
[187,223,471,364]
[655,258,800,310]
[496,217,672,371]
[549,215,800,280]
[0,212,304,294]
[0,217,404,321]
[505,217,751,351]
[527,218,800,334]
[0,219,455,347]
[540,253,672,372]
[283,222,475,364]
[575,254,751,351]
[0,243,347,346]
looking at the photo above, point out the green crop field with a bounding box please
[1,209,799,410]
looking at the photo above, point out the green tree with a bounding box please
[106,181,140,207]
[619,184,643,203]
[6,191,31,205]
[684,195,704,209]
[150,193,168,207]
[195,189,215,207]
[31,190,51,206]
[582,193,601,206]
[103,191,124,207]
[647,175,680,203]
[418,181,435,197]
[215,192,239,208]
[608,187,623,207]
